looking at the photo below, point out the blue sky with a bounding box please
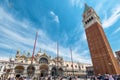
[0,0,120,64]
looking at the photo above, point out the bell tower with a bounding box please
[82,3,120,75]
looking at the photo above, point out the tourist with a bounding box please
[69,77,72,80]
[75,76,77,80]
[97,74,103,80]
[19,76,24,80]
[109,75,114,80]
[24,77,27,80]
[112,75,118,80]
[39,77,41,80]
[60,76,63,80]
[117,75,120,80]
[90,75,98,80]
[47,76,51,80]
[104,74,109,80]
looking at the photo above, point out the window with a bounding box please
[79,66,81,70]
[87,20,89,23]
[39,57,48,64]
[75,65,77,68]
[91,16,93,20]
[82,66,84,68]
[66,64,69,67]
[89,18,91,22]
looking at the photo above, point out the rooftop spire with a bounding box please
[39,48,41,53]
[27,49,30,57]
[17,48,20,54]
[83,3,91,13]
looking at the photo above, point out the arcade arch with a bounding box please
[39,64,49,77]
[15,65,24,77]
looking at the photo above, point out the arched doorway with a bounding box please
[58,68,63,76]
[16,74,20,78]
[51,67,57,76]
[15,65,24,77]
[40,69,48,77]
[27,65,35,78]
[39,64,49,77]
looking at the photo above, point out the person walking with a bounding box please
[47,76,51,80]
[109,75,114,80]
[117,75,120,80]
[104,74,109,80]
[69,77,72,80]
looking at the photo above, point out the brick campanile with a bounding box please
[82,4,120,75]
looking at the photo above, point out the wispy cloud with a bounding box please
[102,5,120,28]
[113,27,120,34]
[0,6,44,53]
[94,0,108,13]
[0,57,9,61]
[50,11,59,23]
[0,5,91,64]
[0,7,28,29]
[81,32,86,41]
[70,0,84,8]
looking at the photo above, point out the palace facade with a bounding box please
[0,49,91,79]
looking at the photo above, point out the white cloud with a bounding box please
[50,11,59,23]
[102,5,120,28]
[0,43,12,49]
[81,32,86,40]
[0,57,9,61]
[0,6,58,59]
[0,7,28,29]
[94,0,108,13]
[113,27,120,34]
[0,6,91,64]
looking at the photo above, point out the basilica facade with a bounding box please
[0,49,91,79]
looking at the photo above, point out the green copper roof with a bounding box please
[83,3,91,13]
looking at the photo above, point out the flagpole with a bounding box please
[57,42,59,66]
[70,48,74,76]
[31,31,38,64]
[56,41,59,76]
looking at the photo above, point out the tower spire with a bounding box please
[40,48,41,53]
[83,4,101,29]
[83,3,91,14]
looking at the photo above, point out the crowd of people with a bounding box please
[1,76,77,80]
[90,74,120,80]
[0,74,120,80]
